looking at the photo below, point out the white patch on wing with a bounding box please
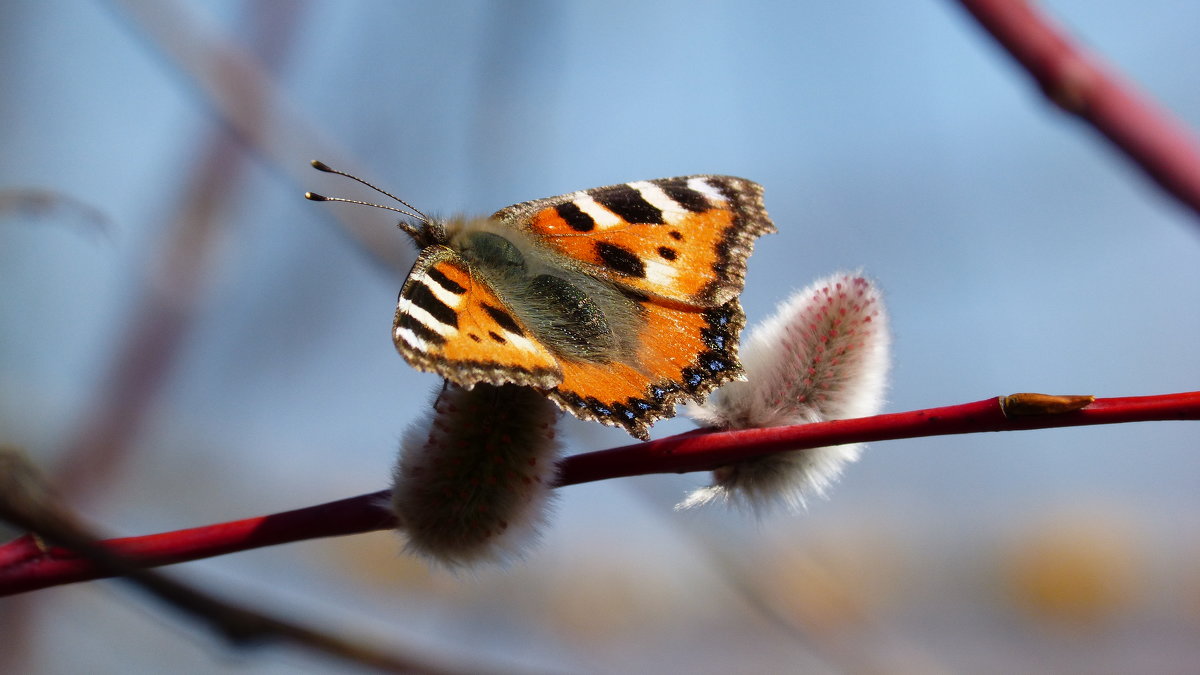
[395,326,428,351]
[420,273,465,308]
[629,181,686,223]
[503,330,542,354]
[687,177,726,204]
[642,257,679,286]
[396,301,457,336]
[575,195,624,229]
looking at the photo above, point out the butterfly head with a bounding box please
[304,160,444,248]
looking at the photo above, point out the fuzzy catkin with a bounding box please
[681,272,891,511]
[391,382,561,566]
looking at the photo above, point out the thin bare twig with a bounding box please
[107,0,412,272]
[0,189,113,236]
[54,1,307,500]
[956,0,1200,222]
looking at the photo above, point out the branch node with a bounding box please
[1000,392,1095,418]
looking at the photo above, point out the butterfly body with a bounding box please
[387,175,775,439]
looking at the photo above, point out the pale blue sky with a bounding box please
[3,2,1198,672]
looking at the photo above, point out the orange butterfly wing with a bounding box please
[491,176,774,438]
[393,246,562,390]
[496,176,773,307]
[548,299,746,438]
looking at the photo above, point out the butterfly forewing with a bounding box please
[393,247,562,390]
[496,175,775,308]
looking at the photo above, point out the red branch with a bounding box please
[956,0,1200,221]
[2,391,1197,596]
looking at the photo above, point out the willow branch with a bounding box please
[0,448,459,674]
[955,0,1200,222]
[3,391,1197,596]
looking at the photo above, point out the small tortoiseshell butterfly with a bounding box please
[307,161,775,439]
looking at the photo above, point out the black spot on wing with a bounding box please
[585,397,614,418]
[681,367,705,391]
[555,201,595,232]
[701,327,726,351]
[658,179,711,213]
[426,266,466,295]
[396,313,446,347]
[648,383,677,402]
[557,390,586,411]
[612,402,637,423]
[482,303,525,336]
[700,353,733,373]
[657,246,677,261]
[595,184,664,224]
[595,242,646,278]
[406,280,458,328]
[701,306,738,346]
[708,308,732,328]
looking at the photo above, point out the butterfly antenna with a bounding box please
[305,160,431,238]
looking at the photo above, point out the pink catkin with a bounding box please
[681,272,891,511]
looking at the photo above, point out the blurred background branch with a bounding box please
[957,0,1200,223]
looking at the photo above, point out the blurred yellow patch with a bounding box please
[1002,512,1140,626]
[757,527,907,634]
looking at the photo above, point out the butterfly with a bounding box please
[307,161,775,439]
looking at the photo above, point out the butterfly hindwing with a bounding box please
[493,175,775,308]
[548,299,746,439]
[393,246,562,390]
